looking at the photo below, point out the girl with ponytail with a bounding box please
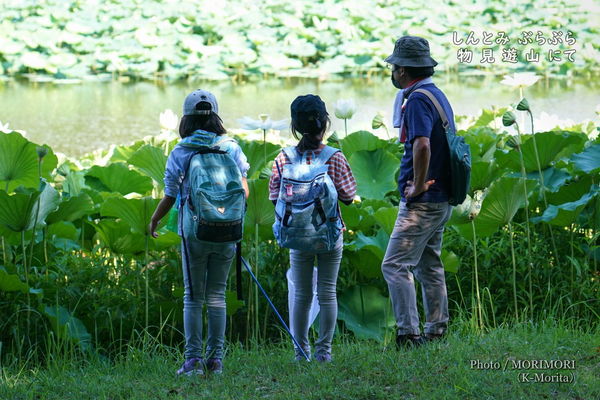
[268,94,357,362]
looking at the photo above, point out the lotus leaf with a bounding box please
[532,186,599,227]
[43,304,92,352]
[337,285,394,341]
[349,149,399,200]
[570,144,600,175]
[245,179,274,239]
[128,144,168,187]
[339,130,389,160]
[47,193,95,224]
[86,163,153,196]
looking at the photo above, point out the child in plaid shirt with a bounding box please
[269,94,356,362]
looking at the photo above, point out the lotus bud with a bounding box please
[502,111,517,127]
[334,99,356,120]
[372,112,385,130]
[516,98,530,112]
[36,145,48,160]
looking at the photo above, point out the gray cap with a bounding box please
[183,89,219,116]
[385,36,438,67]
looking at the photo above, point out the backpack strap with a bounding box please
[282,147,299,164]
[413,89,450,131]
[315,145,340,164]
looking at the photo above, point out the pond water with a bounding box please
[1,76,598,157]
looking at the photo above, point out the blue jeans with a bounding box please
[289,236,343,358]
[181,233,234,360]
[381,201,452,336]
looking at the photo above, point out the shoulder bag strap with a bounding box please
[413,88,450,131]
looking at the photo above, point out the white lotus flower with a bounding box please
[0,121,10,133]
[500,72,540,89]
[533,112,576,132]
[159,109,178,131]
[334,99,356,120]
[237,115,288,131]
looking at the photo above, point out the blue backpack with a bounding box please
[179,134,245,244]
[273,146,343,252]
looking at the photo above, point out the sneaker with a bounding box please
[176,357,204,376]
[206,358,223,374]
[396,334,425,349]
[424,332,446,342]
[314,353,332,363]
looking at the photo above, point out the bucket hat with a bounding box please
[385,36,438,67]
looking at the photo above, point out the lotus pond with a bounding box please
[1,77,599,156]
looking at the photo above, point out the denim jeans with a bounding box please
[181,221,234,360]
[381,201,452,336]
[289,236,343,358]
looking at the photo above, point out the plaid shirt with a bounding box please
[268,146,357,202]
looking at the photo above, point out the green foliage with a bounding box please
[86,163,153,196]
[349,149,399,200]
[337,286,394,341]
[128,145,168,187]
[0,132,56,191]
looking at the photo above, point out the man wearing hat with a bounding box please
[381,36,454,347]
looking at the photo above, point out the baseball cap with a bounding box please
[183,89,219,116]
[290,94,328,121]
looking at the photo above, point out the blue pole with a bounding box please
[241,257,310,362]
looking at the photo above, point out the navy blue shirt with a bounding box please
[398,83,452,203]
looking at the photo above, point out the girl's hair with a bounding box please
[291,112,331,152]
[178,101,226,138]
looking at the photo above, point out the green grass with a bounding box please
[1,322,599,400]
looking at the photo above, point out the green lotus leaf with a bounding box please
[340,130,389,161]
[47,193,95,224]
[0,181,59,233]
[128,144,168,187]
[470,161,502,192]
[245,179,274,239]
[109,141,145,163]
[351,229,389,261]
[43,304,92,352]
[457,176,536,239]
[47,221,79,241]
[495,131,586,173]
[532,185,599,227]
[349,149,399,200]
[338,285,394,341]
[0,268,29,293]
[29,181,61,230]
[373,207,397,236]
[472,108,507,128]
[85,163,153,195]
[546,175,593,205]
[237,139,281,180]
[93,219,146,254]
[0,132,39,191]
[347,249,382,279]
[151,231,181,251]
[570,143,600,175]
[447,195,476,226]
[63,171,88,196]
[0,188,40,232]
[524,167,571,193]
[340,203,361,230]
[100,196,159,235]
[441,249,459,274]
[225,290,245,316]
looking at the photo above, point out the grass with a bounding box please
[1,322,599,400]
